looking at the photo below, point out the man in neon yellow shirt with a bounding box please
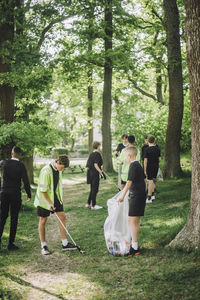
[118,136,140,190]
[34,155,77,255]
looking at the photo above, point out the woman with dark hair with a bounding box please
[86,141,105,210]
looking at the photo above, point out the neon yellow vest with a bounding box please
[118,147,140,181]
[34,164,63,210]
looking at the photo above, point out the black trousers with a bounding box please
[0,191,21,244]
[87,172,100,207]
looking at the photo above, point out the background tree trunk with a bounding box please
[23,155,34,184]
[102,0,113,172]
[88,70,93,154]
[156,61,164,105]
[0,0,15,159]
[169,0,200,250]
[163,0,184,178]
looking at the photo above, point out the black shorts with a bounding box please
[147,165,159,180]
[128,192,146,217]
[37,201,64,217]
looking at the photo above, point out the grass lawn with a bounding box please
[0,167,200,300]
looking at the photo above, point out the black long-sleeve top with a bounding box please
[0,159,31,198]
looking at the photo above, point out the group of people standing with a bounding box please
[0,133,161,257]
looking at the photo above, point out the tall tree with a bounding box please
[0,0,15,158]
[102,0,113,172]
[163,0,184,177]
[169,0,200,250]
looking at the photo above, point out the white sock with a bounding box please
[62,239,68,246]
[41,242,47,248]
[132,242,138,250]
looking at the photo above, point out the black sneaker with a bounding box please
[127,246,140,257]
[8,243,19,251]
[62,242,77,251]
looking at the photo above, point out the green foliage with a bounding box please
[0,121,60,156]
[113,97,168,153]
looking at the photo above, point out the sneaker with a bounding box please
[7,243,19,251]
[151,195,155,200]
[146,198,152,203]
[41,245,51,255]
[62,242,77,251]
[127,246,140,257]
[91,205,103,210]
[85,203,91,208]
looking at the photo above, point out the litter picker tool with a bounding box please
[103,171,119,190]
[53,211,85,254]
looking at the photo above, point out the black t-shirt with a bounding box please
[116,143,126,153]
[128,161,146,194]
[86,151,103,172]
[141,144,149,161]
[50,164,60,206]
[144,145,161,166]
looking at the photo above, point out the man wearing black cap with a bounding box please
[0,146,31,250]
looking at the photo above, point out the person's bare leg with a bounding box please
[148,180,155,197]
[128,216,140,243]
[38,217,47,243]
[57,211,67,240]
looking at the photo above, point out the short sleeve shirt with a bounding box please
[86,152,103,171]
[128,161,146,194]
[116,143,125,153]
[144,145,160,166]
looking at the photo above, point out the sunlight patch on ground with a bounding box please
[23,271,104,300]
[62,177,86,185]
[167,202,185,208]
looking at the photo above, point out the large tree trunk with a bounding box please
[0,1,15,159]
[169,0,200,251]
[102,0,113,172]
[23,155,34,184]
[163,0,184,178]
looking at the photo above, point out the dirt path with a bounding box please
[17,180,104,300]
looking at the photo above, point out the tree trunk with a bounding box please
[163,0,184,178]
[102,0,113,172]
[0,1,15,160]
[88,70,93,154]
[23,155,34,184]
[156,62,164,105]
[169,0,200,251]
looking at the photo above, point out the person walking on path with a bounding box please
[34,155,77,255]
[0,146,31,251]
[85,141,105,210]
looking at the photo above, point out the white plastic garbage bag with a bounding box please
[156,168,163,181]
[104,190,131,256]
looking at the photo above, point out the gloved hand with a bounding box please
[100,171,106,180]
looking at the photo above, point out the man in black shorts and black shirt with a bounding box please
[144,135,161,203]
[86,141,105,210]
[0,146,31,250]
[118,146,146,257]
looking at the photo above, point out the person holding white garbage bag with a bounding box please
[118,146,146,257]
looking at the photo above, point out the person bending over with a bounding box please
[34,155,77,255]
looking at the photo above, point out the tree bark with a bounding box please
[169,0,200,250]
[88,69,93,154]
[23,155,34,184]
[102,0,113,172]
[0,1,15,159]
[156,61,164,105]
[163,0,184,178]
